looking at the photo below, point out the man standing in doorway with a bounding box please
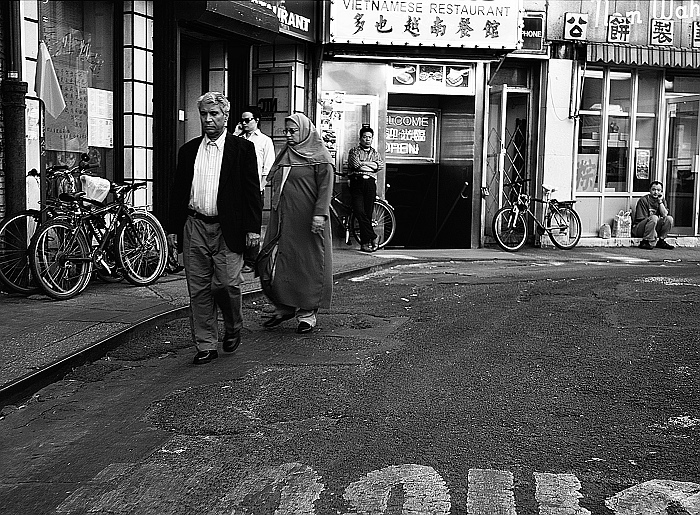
[235,106,275,273]
[170,92,262,364]
[347,126,383,252]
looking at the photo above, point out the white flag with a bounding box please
[35,41,66,119]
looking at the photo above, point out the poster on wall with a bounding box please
[385,110,437,163]
[576,153,599,192]
[635,149,650,180]
[388,63,475,95]
[329,0,521,49]
[320,91,346,161]
[87,88,113,148]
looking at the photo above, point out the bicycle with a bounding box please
[492,178,582,252]
[29,181,167,300]
[328,173,396,249]
[0,159,95,294]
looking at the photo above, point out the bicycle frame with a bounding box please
[57,185,139,274]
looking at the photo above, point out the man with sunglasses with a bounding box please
[235,106,276,272]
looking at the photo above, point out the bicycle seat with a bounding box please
[542,184,558,194]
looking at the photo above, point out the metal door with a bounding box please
[484,85,529,239]
[665,96,700,235]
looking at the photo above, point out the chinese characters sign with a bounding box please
[563,12,588,40]
[385,110,437,162]
[387,63,475,95]
[330,0,521,49]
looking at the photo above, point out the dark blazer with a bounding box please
[170,132,262,253]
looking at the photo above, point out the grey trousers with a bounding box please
[183,217,243,351]
[632,215,674,242]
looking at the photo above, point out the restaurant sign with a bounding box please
[330,0,522,49]
[385,110,438,163]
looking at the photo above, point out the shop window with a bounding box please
[490,66,529,88]
[39,1,115,181]
[577,67,661,195]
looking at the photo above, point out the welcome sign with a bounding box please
[330,0,522,49]
[385,110,438,162]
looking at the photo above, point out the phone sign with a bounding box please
[522,14,544,52]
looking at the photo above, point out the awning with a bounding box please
[174,1,279,43]
[587,42,700,69]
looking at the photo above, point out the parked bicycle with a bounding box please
[29,181,167,300]
[492,178,581,252]
[329,173,396,249]
[0,157,95,294]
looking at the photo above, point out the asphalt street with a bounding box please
[1,256,699,514]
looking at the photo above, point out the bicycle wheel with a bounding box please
[492,207,528,252]
[547,206,581,250]
[350,200,396,249]
[116,212,167,286]
[0,210,42,294]
[30,220,93,300]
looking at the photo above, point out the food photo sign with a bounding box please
[329,0,522,49]
[388,62,475,95]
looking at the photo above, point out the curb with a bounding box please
[0,260,399,410]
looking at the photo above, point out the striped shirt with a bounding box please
[347,145,383,181]
[189,132,226,216]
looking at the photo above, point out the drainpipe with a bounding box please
[2,1,27,215]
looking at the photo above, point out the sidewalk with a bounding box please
[2,244,700,408]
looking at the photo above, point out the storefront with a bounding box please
[545,1,700,241]
[321,0,531,248]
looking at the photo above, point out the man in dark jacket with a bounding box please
[170,92,262,364]
[632,180,674,250]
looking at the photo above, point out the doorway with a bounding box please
[484,85,530,241]
[665,96,700,235]
[386,94,474,248]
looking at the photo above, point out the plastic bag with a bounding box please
[599,223,611,239]
[80,175,111,203]
[611,210,631,238]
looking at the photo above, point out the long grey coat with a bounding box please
[264,162,334,310]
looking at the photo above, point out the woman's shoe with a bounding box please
[296,321,314,334]
[262,313,295,328]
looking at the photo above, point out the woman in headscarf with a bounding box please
[260,113,334,333]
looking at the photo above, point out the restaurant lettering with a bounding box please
[342,0,512,17]
[592,0,700,27]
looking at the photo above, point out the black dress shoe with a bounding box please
[223,331,241,352]
[193,350,218,364]
[296,321,313,334]
[262,313,295,328]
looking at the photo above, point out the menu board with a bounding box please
[388,63,475,96]
[385,110,437,163]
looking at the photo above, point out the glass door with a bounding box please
[665,96,700,235]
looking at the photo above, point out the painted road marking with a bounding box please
[54,455,700,514]
[467,468,516,515]
[343,464,451,514]
[534,472,591,515]
[605,479,700,514]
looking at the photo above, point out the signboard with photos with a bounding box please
[388,63,476,96]
[330,0,522,49]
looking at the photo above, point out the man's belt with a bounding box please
[188,209,220,224]
[351,174,375,180]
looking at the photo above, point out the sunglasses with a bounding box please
[282,128,299,135]
[240,117,255,124]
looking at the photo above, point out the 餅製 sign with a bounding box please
[385,110,437,163]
